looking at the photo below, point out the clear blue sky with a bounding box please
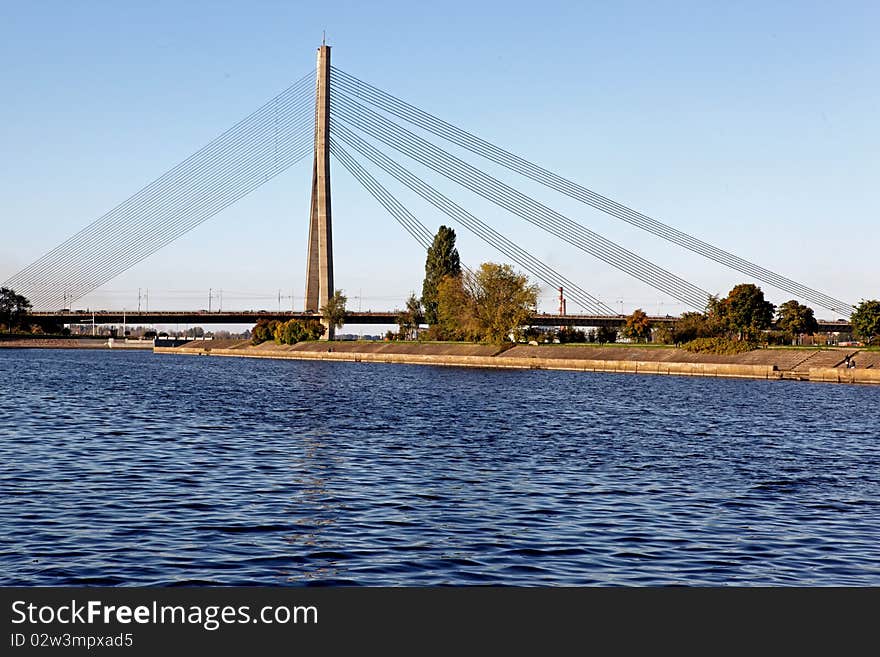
[1,0,877,319]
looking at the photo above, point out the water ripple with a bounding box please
[1,349,879,585]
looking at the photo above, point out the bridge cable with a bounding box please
[16,89,315,307]
[331,138,608,313]
[9,72,316,300]
[330,66,853,316]
[23,138,312,308]
[37,135,314,308]
[328,142,433,250]
[332,139,610,314]
[330,132,614,314]
[6,72,316,309]
[30,109,315,307]
[335,105,708,312]
[331,93,711,310]
[13,91,314,307]
[25,107,315,308]
[331,94,710,311]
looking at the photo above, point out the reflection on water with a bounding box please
[1,348,879,585]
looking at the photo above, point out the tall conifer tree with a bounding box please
[421,226,461,325]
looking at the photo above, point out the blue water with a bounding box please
[1,348,878,585]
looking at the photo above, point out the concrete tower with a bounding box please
[304,44,334,339]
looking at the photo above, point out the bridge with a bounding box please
[28,311,853,334]
[4,42,856,337]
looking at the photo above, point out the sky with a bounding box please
[1,0,877,322]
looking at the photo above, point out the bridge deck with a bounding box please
[28,310,852,333]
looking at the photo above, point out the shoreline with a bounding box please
[155,340,880,385]
[0,337,153,350]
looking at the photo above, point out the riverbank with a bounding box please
[155,340,880,385]
[0,337,153,349]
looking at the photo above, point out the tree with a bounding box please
[321,290,347,331]
[421,226,461,325]
[595,326,618,343]
[436,263,538,343]
[0,287,32,332]
[851,299,880,345]
[715,284,775,340]
[274,319,325,344]
[621,308,652,342]
[436,274,479,341]
[474,264,538,343]
[251,319,280,345]
[776,300,819,337]
[396,294,423,341]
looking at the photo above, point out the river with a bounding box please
[1,348,878,585]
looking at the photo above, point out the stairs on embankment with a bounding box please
[781,350,857,380]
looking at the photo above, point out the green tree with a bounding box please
[321,290,348,332]
[716,284,775,340]
[621,308,652,342]
[274,318,325,344]
[776,300,819,337]
[396,294,423,341]
[421,226,461,325]
[436,263,538,343]
[0,287,32,332]
[851,299,880,345]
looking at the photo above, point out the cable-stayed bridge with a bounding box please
[4,44,855,334]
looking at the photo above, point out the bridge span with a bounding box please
[29,311,853,334]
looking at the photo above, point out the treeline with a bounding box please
[620,286,880,351]
[525,326,620,344]
[613,285,820,353]
[391,227,880,350]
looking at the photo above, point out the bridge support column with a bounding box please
[304,44,334,339]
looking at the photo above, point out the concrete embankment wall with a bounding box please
[809,367,880,385]
[154,343,782,381]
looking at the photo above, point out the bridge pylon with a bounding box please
[304,43,334,339]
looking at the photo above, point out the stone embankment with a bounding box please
[155,340,880,385]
